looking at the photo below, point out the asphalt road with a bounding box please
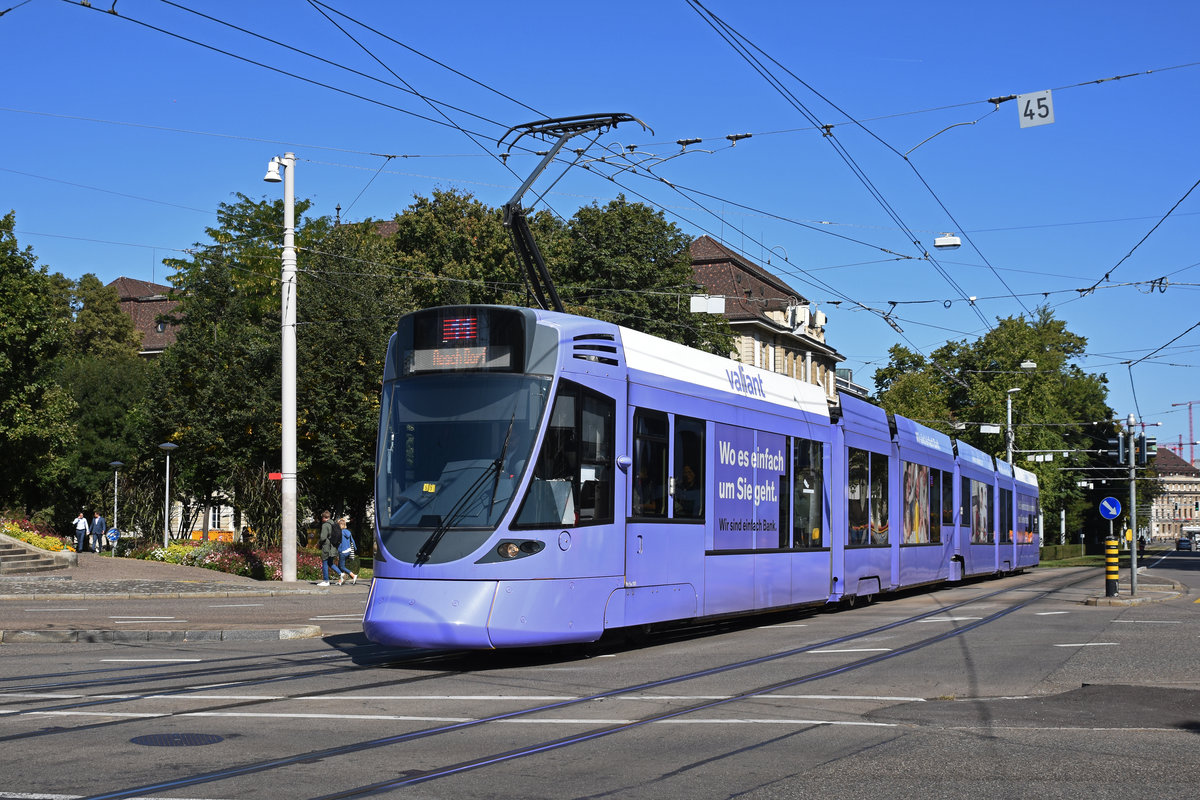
[0,550,1197,800]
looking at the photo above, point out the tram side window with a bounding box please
[928,468,942,544]
[962,477,994,544]
[673,416,705,519]
[902,461,930,544]
[942,471,955,530]
[870,451,889,545]
[848,448,869,545]
[514,380,614,528]
[793,438,823,548]
[1000,488,1013,544]
[848,448,888,546]
[633,410,669,517]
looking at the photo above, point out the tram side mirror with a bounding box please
[616,455,632,473]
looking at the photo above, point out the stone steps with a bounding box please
[0,541,68,574]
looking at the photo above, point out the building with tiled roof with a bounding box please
[108,277,179,357]
[690,235,858,400]
[1149,447,1200,541]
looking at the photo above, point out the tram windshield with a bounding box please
[377,372,550,531]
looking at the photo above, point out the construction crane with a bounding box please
[1171,400,1200,465]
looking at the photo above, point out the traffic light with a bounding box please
[1106,436,1125,462]
[1134,434,1158,465]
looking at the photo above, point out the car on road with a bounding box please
[1177,538,1194,551]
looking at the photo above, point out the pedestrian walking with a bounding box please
[317,510,352,586]
[90,511,107,553]
[336,517,358,585]
[74,512,88,552]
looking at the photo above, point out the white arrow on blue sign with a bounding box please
[1099,497,1122,520]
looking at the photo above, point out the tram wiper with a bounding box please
[490,411,516,513]
[415,455,504,565]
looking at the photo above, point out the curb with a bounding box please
[0,625,323,644]
[1085,578,1186,607]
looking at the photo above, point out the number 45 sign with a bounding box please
[1018,90,1055,128]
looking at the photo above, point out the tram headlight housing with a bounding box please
[495,539,546,560]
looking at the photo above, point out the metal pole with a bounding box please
[112,469,118,532]
[279,153,298,583]
[1006,392,1013,464]
[163,450,171,549]
[1128,414,1138,596]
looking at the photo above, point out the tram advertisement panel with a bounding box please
[713,423,786,550]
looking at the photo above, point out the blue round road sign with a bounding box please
[1099,497,1121,520]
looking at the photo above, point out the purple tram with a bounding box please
[362,305,1040,649]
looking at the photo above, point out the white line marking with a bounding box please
[22,608,87,612]
[1110,620,1181,624]
[108,616,176,619]
[13,710,897,727]
[113,620,187,624]
[99,658,202,662]
[761,623,808,629]
[1053,643,1119,647]
[1035,611,1070,616]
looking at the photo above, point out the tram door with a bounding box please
[623,409,703,626]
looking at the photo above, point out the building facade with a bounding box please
[1149,448,1200,541]
[690,235,860,400]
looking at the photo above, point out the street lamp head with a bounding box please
[159,442,179,453]
[1007,387,1021,395]
[1019,360,1037,371]
[263,157,282,183]
[109,460,124,470]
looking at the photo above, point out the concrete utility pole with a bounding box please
[265,153,298,582]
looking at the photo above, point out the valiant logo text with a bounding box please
[725,365,767,399]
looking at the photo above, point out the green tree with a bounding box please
[0,212,76,518]
[297,219,410,535]
[51,273,150,525]
[559,196,733,355]
[875,308,1113,536]
[386,188,526,309]
[145,193,327,540]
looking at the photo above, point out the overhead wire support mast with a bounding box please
[498,113,650,313]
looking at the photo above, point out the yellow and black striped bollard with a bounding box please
[1105,538,1119,597]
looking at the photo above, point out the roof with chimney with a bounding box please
[109,277,179,355]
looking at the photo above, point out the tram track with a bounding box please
[59,568,1093,800]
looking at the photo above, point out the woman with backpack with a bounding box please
[335,516,358,586]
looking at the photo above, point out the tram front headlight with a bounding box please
[497,542,522,559]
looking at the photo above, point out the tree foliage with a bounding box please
[557,196,733,355]
[874,308,1114,534]
[0,212,76,516]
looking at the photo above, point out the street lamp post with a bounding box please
[159,443,178,548]
[108,460,123,542]
[264,153,298,582]
[1006,387,1021,464]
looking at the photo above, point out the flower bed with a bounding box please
[127,539,329,581]
[0,519,73,552]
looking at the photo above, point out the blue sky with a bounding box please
[4,0,1198,462]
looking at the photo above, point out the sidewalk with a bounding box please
[1084,569,1186,607]
[0,552,369,644]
